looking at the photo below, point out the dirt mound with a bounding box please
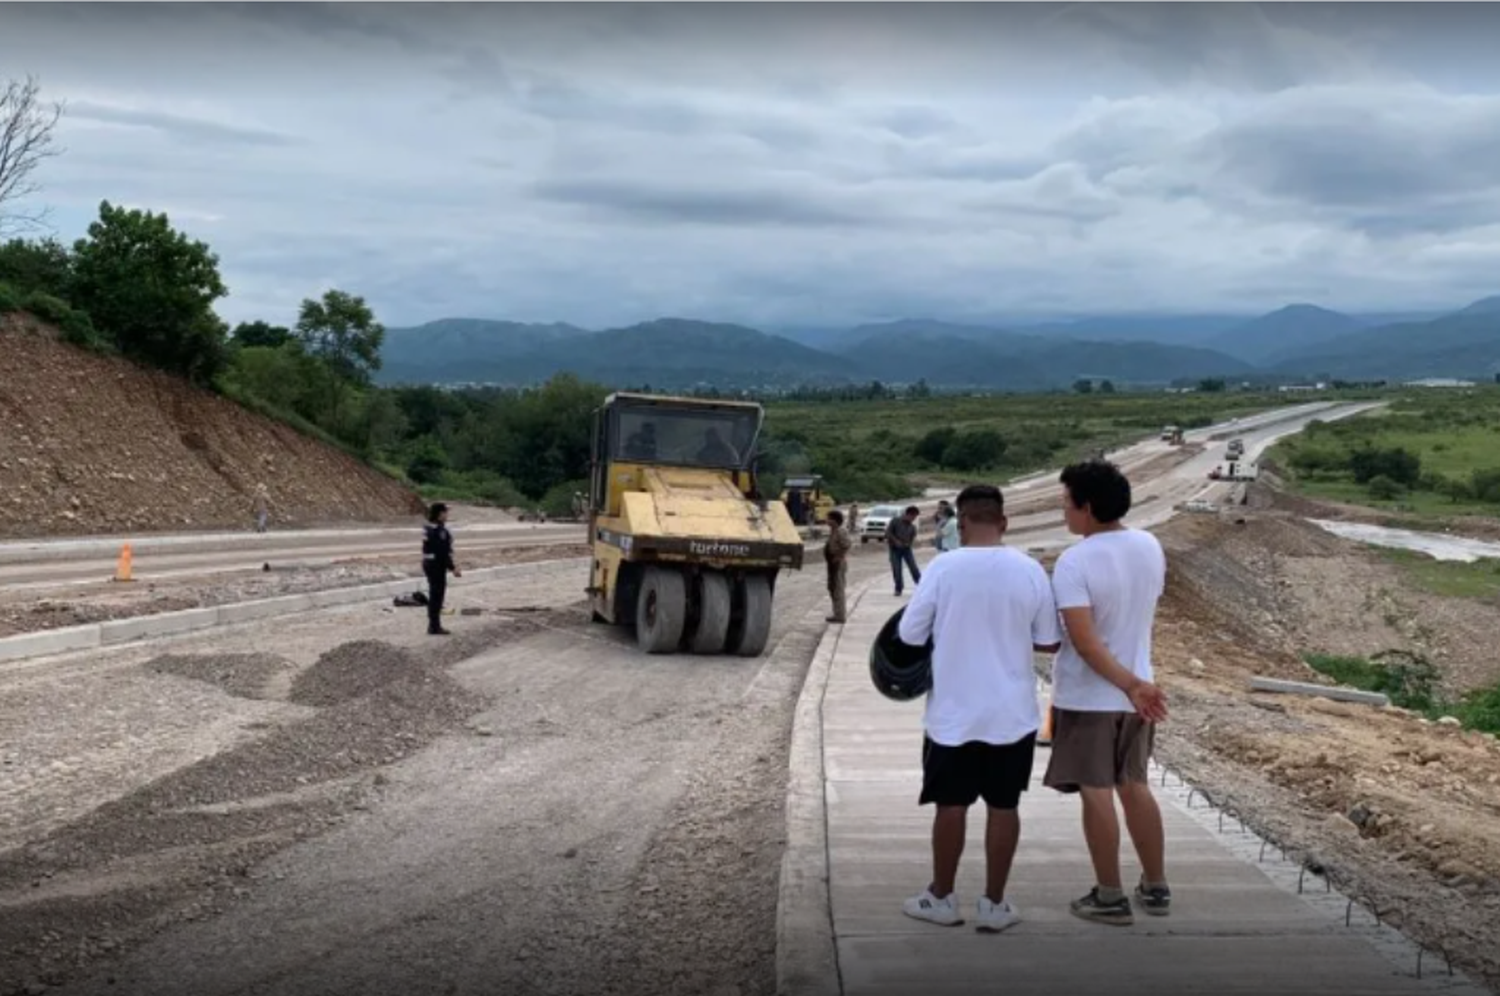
[288,640,418,707]
[0,315,423,539]
[144,652,296,700]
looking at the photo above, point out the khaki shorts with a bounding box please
[1042,709,1155,793]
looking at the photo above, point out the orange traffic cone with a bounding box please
[1038,697,1055,745]
[114,543,134,583]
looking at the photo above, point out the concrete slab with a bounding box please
[0,623,101,662]
[776,570,1492,996]
[97,606,221,644]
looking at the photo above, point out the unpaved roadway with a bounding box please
[0,401,1376,996]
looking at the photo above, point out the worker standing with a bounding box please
[848,503,860,536]
[251,483,271,533]
[824,509,851,623]
[936,505,960,552]
[422,502,462,636]
[885,505,923,596]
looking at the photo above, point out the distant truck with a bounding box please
[1208,460,1258,482]
[1225,438,1245,460]
[1161,425,1185,445]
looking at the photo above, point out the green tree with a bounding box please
[914,426,957,465]
[232,320,292,349]
[0,236,71,297]
[1198,378,1226,393]
[295,288,384,384]
[295,288,384,426]
[70,201,230,384]
[1099,379,1116,394]
[1073,378,1093,394]
[942,429,1007,471]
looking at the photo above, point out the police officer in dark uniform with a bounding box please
[422,503,461,635]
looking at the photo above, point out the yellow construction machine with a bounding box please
[779,474,835,527]
[585,391,805,656]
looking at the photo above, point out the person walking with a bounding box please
[896,484,1062,932]
[885,505,922,595]
[422,502,462,636]
[823,509,851,623]
[251,484,271,533]
[1042,459,1172,926]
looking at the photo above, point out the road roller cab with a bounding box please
[585,392,805,656]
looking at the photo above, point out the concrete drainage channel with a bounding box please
[0,556,589,664]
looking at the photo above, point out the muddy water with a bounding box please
[1311,518,1500,562]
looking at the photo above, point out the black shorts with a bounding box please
[919,732,1037,810]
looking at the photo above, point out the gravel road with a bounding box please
[0,547,893,996]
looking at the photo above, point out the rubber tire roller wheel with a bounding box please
[689,571,733,654]
[636,566,687,654]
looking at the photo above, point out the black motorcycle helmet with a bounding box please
[869,606,933,702]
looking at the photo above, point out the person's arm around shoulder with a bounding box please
[1029,559,1063,654]
[1052,549,1166,721]
[897,558,940,646]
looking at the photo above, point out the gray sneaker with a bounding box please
[1069,887,1134,926]
[1134,882,1171,916]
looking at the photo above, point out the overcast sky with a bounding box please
[4,2,1500,330]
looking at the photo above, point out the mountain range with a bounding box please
[376,297,1500,391]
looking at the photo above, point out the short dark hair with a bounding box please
[955,484,1005,524]
[904,505,920,516]
[428,502,449,523]
[1060,459,1131,523]
[827,509,845,525]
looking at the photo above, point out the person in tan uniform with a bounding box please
[824,509,851,623]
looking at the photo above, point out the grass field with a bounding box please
[1266,386,1500,521]
[1378,548,1500,599]
[760,389,1339,502]
[1307,650,1500,733]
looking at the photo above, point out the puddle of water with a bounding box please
[1310,519,1500,563]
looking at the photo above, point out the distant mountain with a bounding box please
[1269,297,1500,380]
[1212,304,1365,365]
[380,317,859,389]
[381,318,589,383]
[833,318,1050,355]
[1010,314,1247,347]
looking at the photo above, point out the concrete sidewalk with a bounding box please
[778,580,1491,996]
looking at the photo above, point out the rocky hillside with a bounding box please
[0,314,423,539]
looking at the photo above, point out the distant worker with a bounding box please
[251,483,271,533]
[696,427,737,465]
[936,505,960,552]
[787,488,806,527]
[885,505,923,596]
[422,502,462,636]
[931,500,952,549]
[624,422,658,461]
[823,509,851,623]
[848,503,860,535]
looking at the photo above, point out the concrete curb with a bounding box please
[776,578,875,996]
[0,557,587,664]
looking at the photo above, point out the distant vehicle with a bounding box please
[1182,499,1218,513]
[1208,461,1258,482]
[861,504,902,545]
[1226,438,1245,459]
[1160,425,1178,441]
[779,474,835,527]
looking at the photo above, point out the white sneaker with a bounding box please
[976,896,1022,933]
[902,888,963,926]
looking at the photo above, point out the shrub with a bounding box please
[1349,446,1421,487]
[0,281,20,313]
[1367,475,1404,500]
[21,290,73,326]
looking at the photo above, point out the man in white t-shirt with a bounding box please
[896,484,1062,933]
[1043,459,1172,927]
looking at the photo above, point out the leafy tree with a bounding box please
[1366,474,1403,501]
[70,201,230,384]
[1099,379,1116,394]
[1198,378,1226,393]
[295,289,384,384]
[295,288,384,426]
[0,75,64,234]
[232,320,292,349]
[914,427,957,465]
[942,429,1007,471]
[0,236,72,297]
[1073,378,1093,394]
[1349,446,1420,487]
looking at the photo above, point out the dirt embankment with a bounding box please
[0,315,423,540]
[1149,509,1500,989]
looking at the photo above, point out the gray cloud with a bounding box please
[4,3,1500,330]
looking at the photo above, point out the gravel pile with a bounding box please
[288,640,421,708]
[144,652,295,700]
